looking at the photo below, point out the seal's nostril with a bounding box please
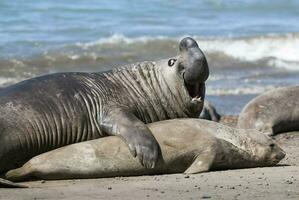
[269,143,275,148]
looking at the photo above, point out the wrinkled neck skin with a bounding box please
[158,57,205,117]
[92,60,203,124]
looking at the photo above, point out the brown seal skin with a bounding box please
[4,119,285,182]
[0,37,209,177]
[237,86,299,136]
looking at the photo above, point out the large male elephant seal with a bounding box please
[237,86,299,136]
[0,37,209,176]
[4,119,285,182]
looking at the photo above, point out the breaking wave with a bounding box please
[1,33,299,91]
[2,33,299,71]
[72,33,299,69]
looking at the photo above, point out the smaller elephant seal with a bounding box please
[200,101,221,122]
[4,119,285,182]
[237,86,299,136]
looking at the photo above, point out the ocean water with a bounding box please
[1,0,299,115]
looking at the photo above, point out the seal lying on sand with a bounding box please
[5,119,285,182]
[237,86,299,136]
[0,37,209,176]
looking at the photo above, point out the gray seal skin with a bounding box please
[237,86,299,136]
[4,119,285,182]
[0,37,209,174]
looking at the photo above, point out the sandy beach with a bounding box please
[0,117,298,200]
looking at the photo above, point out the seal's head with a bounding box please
[235,129,286,167]
[158,37,209,116]
[248,130,286,166]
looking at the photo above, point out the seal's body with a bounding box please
[237,86,299,136]
[5,119,285,182]
[0,37,209,173]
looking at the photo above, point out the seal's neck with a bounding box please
[105,62,190,123]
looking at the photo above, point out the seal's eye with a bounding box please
[168,59,176,67]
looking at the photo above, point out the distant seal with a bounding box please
[0,37,209,177]
[5,119,285,182]
[237,86,299,136]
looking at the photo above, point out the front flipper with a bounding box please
[100,107,159,168]
[184,149,216,174]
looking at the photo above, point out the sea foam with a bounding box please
[73,33,299,70]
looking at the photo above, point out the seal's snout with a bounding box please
[268,144,286,165]
[179,37,199,51]
[179,37,209,103]
[275,148,286,161]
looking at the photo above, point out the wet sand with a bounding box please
[0,116,298,200]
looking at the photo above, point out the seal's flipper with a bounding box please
[5,165,31,182]
[0,177,28,188]
[100,106,159,168]
[184,151,215,174]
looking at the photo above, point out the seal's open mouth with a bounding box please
[184,81,204,103]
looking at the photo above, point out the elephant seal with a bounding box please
[237,86,299,136]
[4,119,285,182]
[200,101,221,122]
[0,36,209,179]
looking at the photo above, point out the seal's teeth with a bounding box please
[192,96,203,102]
